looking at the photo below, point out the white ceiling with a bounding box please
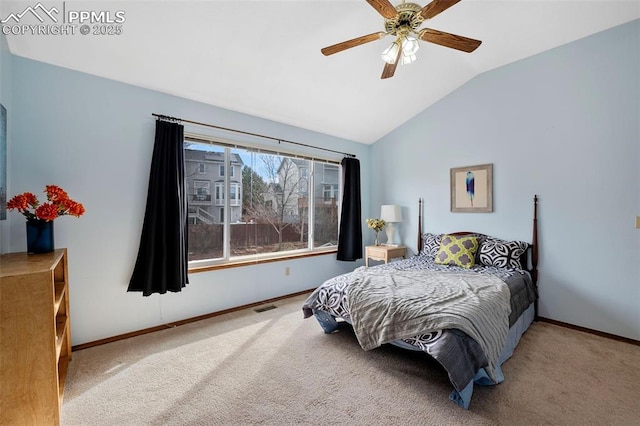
[2,1,639,144]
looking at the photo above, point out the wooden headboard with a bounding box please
[416,195,539,290]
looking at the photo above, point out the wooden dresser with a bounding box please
[0,249,71,426]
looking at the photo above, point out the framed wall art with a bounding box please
[450,163,493,213]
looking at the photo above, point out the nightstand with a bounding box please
[365,245,407,267]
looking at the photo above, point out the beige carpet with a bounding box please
[62,294,640,425]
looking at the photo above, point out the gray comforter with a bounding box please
[302,255,537,391]
[346,267,510,382]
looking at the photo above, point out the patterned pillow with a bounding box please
[421,233,442,258]
[479,238,529,269]
[435,234,479,268]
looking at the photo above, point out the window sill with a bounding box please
[188,249,338,274]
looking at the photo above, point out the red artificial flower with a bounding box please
[7,194,28,211]
[7,192,39,211]
[61,199,86,217]
[45,185,69,202]
[35,203,59,221]
[24,192,39,208]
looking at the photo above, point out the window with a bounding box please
[184,138,341,264]
[322,184,338,202]
[219,165,235,177]
[192,180,211,203]
[229,183,240,206]
[198,163,206,174]
[214,182,240,207]
[214,183,223,206]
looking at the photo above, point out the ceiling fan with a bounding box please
[321,0,482,79]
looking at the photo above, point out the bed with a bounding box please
[302,196,539,409]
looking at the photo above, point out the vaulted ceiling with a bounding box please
[2,1,639,143]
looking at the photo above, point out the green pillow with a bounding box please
[435,235,479,268]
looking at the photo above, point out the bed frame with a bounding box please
[416,195,539,318]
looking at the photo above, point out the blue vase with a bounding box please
[26,219,55,254]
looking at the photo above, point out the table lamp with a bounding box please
[380,205,403,246]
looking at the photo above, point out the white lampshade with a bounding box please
[401,34,420,56]
[381,41,400,64]
[401,52,417,65]
[380,205,403,245]
[380,205,403,223]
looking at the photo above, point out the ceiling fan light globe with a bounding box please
[401,35,420,56]
[381,41,400,64]
[401,52,417,65]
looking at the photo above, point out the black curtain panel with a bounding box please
[128,119,189,296]
[337,157,363,261]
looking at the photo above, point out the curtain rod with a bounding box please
[152,113,356,159]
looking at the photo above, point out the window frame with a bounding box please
[185,133,342,270]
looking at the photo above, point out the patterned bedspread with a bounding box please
[302,255,537,391]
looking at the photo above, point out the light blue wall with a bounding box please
[372,20,640,340]
[0,33,11,253]
[8,55,370,345]
[6,20,638,345]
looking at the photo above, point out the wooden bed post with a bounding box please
[417,198,423,254]
[532,194,539,320]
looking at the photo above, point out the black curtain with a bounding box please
[337,157,362,261]
[128,120,189,296]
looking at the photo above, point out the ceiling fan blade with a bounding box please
[419,0,461,20]
[321,32,387,56]
[381,45,402,79]
[366,0,398,19]
[418,28,482,52]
